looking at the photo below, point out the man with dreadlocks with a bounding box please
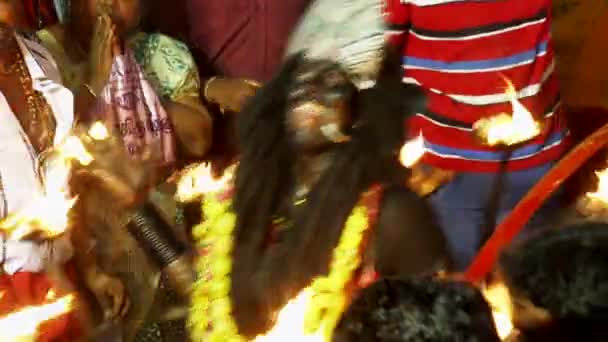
[498,222,608,342]
[333,277,501,342]
[189,50,450,340]
[188,1,450,339]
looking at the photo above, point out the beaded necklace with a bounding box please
[11,46,55,153]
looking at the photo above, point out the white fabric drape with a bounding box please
[285,0,386,88]
[0,34,74,274]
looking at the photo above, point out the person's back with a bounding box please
[384,0,569,270]
[386,0,567,172]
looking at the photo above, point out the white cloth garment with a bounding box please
[0,34,75,275]
[285,0,386,88]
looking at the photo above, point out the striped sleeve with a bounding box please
[384,0,410,47]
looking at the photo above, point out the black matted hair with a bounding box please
[500,222,608,341]
[333,277,501,342]
[229,47,426,337]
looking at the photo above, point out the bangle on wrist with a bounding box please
[203,76,218,102]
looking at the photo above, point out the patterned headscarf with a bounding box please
[285,0,386,89]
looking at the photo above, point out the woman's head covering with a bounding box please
[285,0,385,89]
[333,277,500,342]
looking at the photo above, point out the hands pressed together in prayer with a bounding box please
[87,13,122,96]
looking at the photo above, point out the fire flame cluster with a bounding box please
[254,290,323,342]
[586,168,608,205]
[483,282,514,340]
[0,123,108,239]
[0,292,75,342]
[400,133,425,168]
[175,163,234,202]
[0,123,109,340]
[474,79,541,147]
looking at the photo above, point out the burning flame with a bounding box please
[0,133,94,240]
[0,293,74,341]
[483,283,514,340]
[88,122,110,141]
[400,134,425,168]
[586,168,608,205]
[175,163,234,202]
[473,79,541,147]
[254,290,323,342]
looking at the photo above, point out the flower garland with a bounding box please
[188,191,371,341]
[189,193,244,342]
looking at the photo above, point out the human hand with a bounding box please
[407,164,456,197]
[88,14,121,95]
[204,78,260,112]
[86,269,130,320]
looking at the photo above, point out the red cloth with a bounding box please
[0,263,82,342]
[384,0,569,172]
[186,0,311,82]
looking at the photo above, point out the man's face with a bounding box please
[286,60,354,151]
[0,0,26,28]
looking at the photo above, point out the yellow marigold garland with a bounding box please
[304,205,369,340]
[188,192,370,341]
[189,193,244,342]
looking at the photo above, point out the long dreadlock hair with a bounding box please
[230,47,426,337]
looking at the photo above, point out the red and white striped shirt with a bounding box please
[385,0,569,172]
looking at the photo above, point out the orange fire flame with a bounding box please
[87,121,111,141]
[0,293,74,341]
[175,163,235,202]
[0,124,105,239]
[483,282,514,340]
[400,134,425,168]
[254,290,323,342]
[586,168,608,205]
[473,79,541,147]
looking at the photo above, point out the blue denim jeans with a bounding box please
[429,162,561,271]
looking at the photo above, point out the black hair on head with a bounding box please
[499,222,608,340]
[333,277,501,342]
[229,46,427,337]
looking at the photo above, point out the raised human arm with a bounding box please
[164,97,213,160]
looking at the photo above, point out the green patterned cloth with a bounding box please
[130,32,202,103]
[37,30,202,106]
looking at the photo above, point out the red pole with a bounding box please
[465,123,608,283]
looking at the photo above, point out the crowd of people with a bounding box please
[0,0,606,341]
